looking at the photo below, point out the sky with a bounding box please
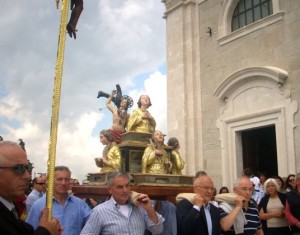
[0,0,167,183]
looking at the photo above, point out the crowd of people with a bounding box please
[1,88,300,235]
[1,138,300,235]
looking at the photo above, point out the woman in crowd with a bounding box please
[273,175,286,193]
[219,186,230,194]
[285,174,296,192]
[258,178,291,235]
[258,171,268,186]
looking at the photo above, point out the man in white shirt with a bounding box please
[80,169,164,235]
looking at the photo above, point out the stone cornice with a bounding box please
[163,0,197,17]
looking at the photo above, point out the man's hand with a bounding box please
[194,194,205,207]
[235,195,246,208]
[136,194,159,224]
[136,194,152,209]
[39,208,63,235]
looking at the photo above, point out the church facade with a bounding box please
[163,0,300,188]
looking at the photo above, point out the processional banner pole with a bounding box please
[46,0,70,218]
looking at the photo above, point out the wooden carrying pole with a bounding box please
[46,0,70,218]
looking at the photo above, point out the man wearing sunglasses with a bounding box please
[26,176,46,213]
[0,141,63,235]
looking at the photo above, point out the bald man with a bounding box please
[176,175,224,235]
[219,176,263,235]
[0,141,62,235]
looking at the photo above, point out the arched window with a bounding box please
[232,0,273,31]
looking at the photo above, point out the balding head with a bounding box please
[233,176,254,202]
[0,141,30,201]
[0,141,25,165]
[193,175,214,203]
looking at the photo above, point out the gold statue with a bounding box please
[167,137,185,175]
[127,95,156,133]
[95,130,121,173]
[141,130,170,174]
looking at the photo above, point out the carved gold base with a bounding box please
[85,172,194,186]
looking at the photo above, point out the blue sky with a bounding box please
[0,0,167,182]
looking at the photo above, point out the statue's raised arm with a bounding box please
[97,84,133,143]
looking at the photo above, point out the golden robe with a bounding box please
[170,150,185,175]
[127,108,156,133]
[99,144,121,173]
[141,145,169,174]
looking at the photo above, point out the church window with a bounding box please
[232,0,273,31]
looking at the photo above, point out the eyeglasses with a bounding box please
[0,164,33,175]
[35,182,46,185]
[195,186,214,191]
[237,187,253,192]
[289,179,295,182]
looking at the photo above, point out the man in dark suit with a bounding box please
[177,174,224,235]
[0,140,62,235]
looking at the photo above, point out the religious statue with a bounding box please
[167,137,185,175]
[106,90,133,142]
[141,130,171,174]
[66,0,84,39]
[97,85,133,143]
[95,130,121,173]
[127,95,156,133]
[97,84,123,108]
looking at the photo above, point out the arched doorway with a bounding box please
[214,66,297,187]
[241,125,277,177]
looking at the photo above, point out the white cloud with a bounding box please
[0,0,167,183]
[55,112,102,182]
[129,72,167,134]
